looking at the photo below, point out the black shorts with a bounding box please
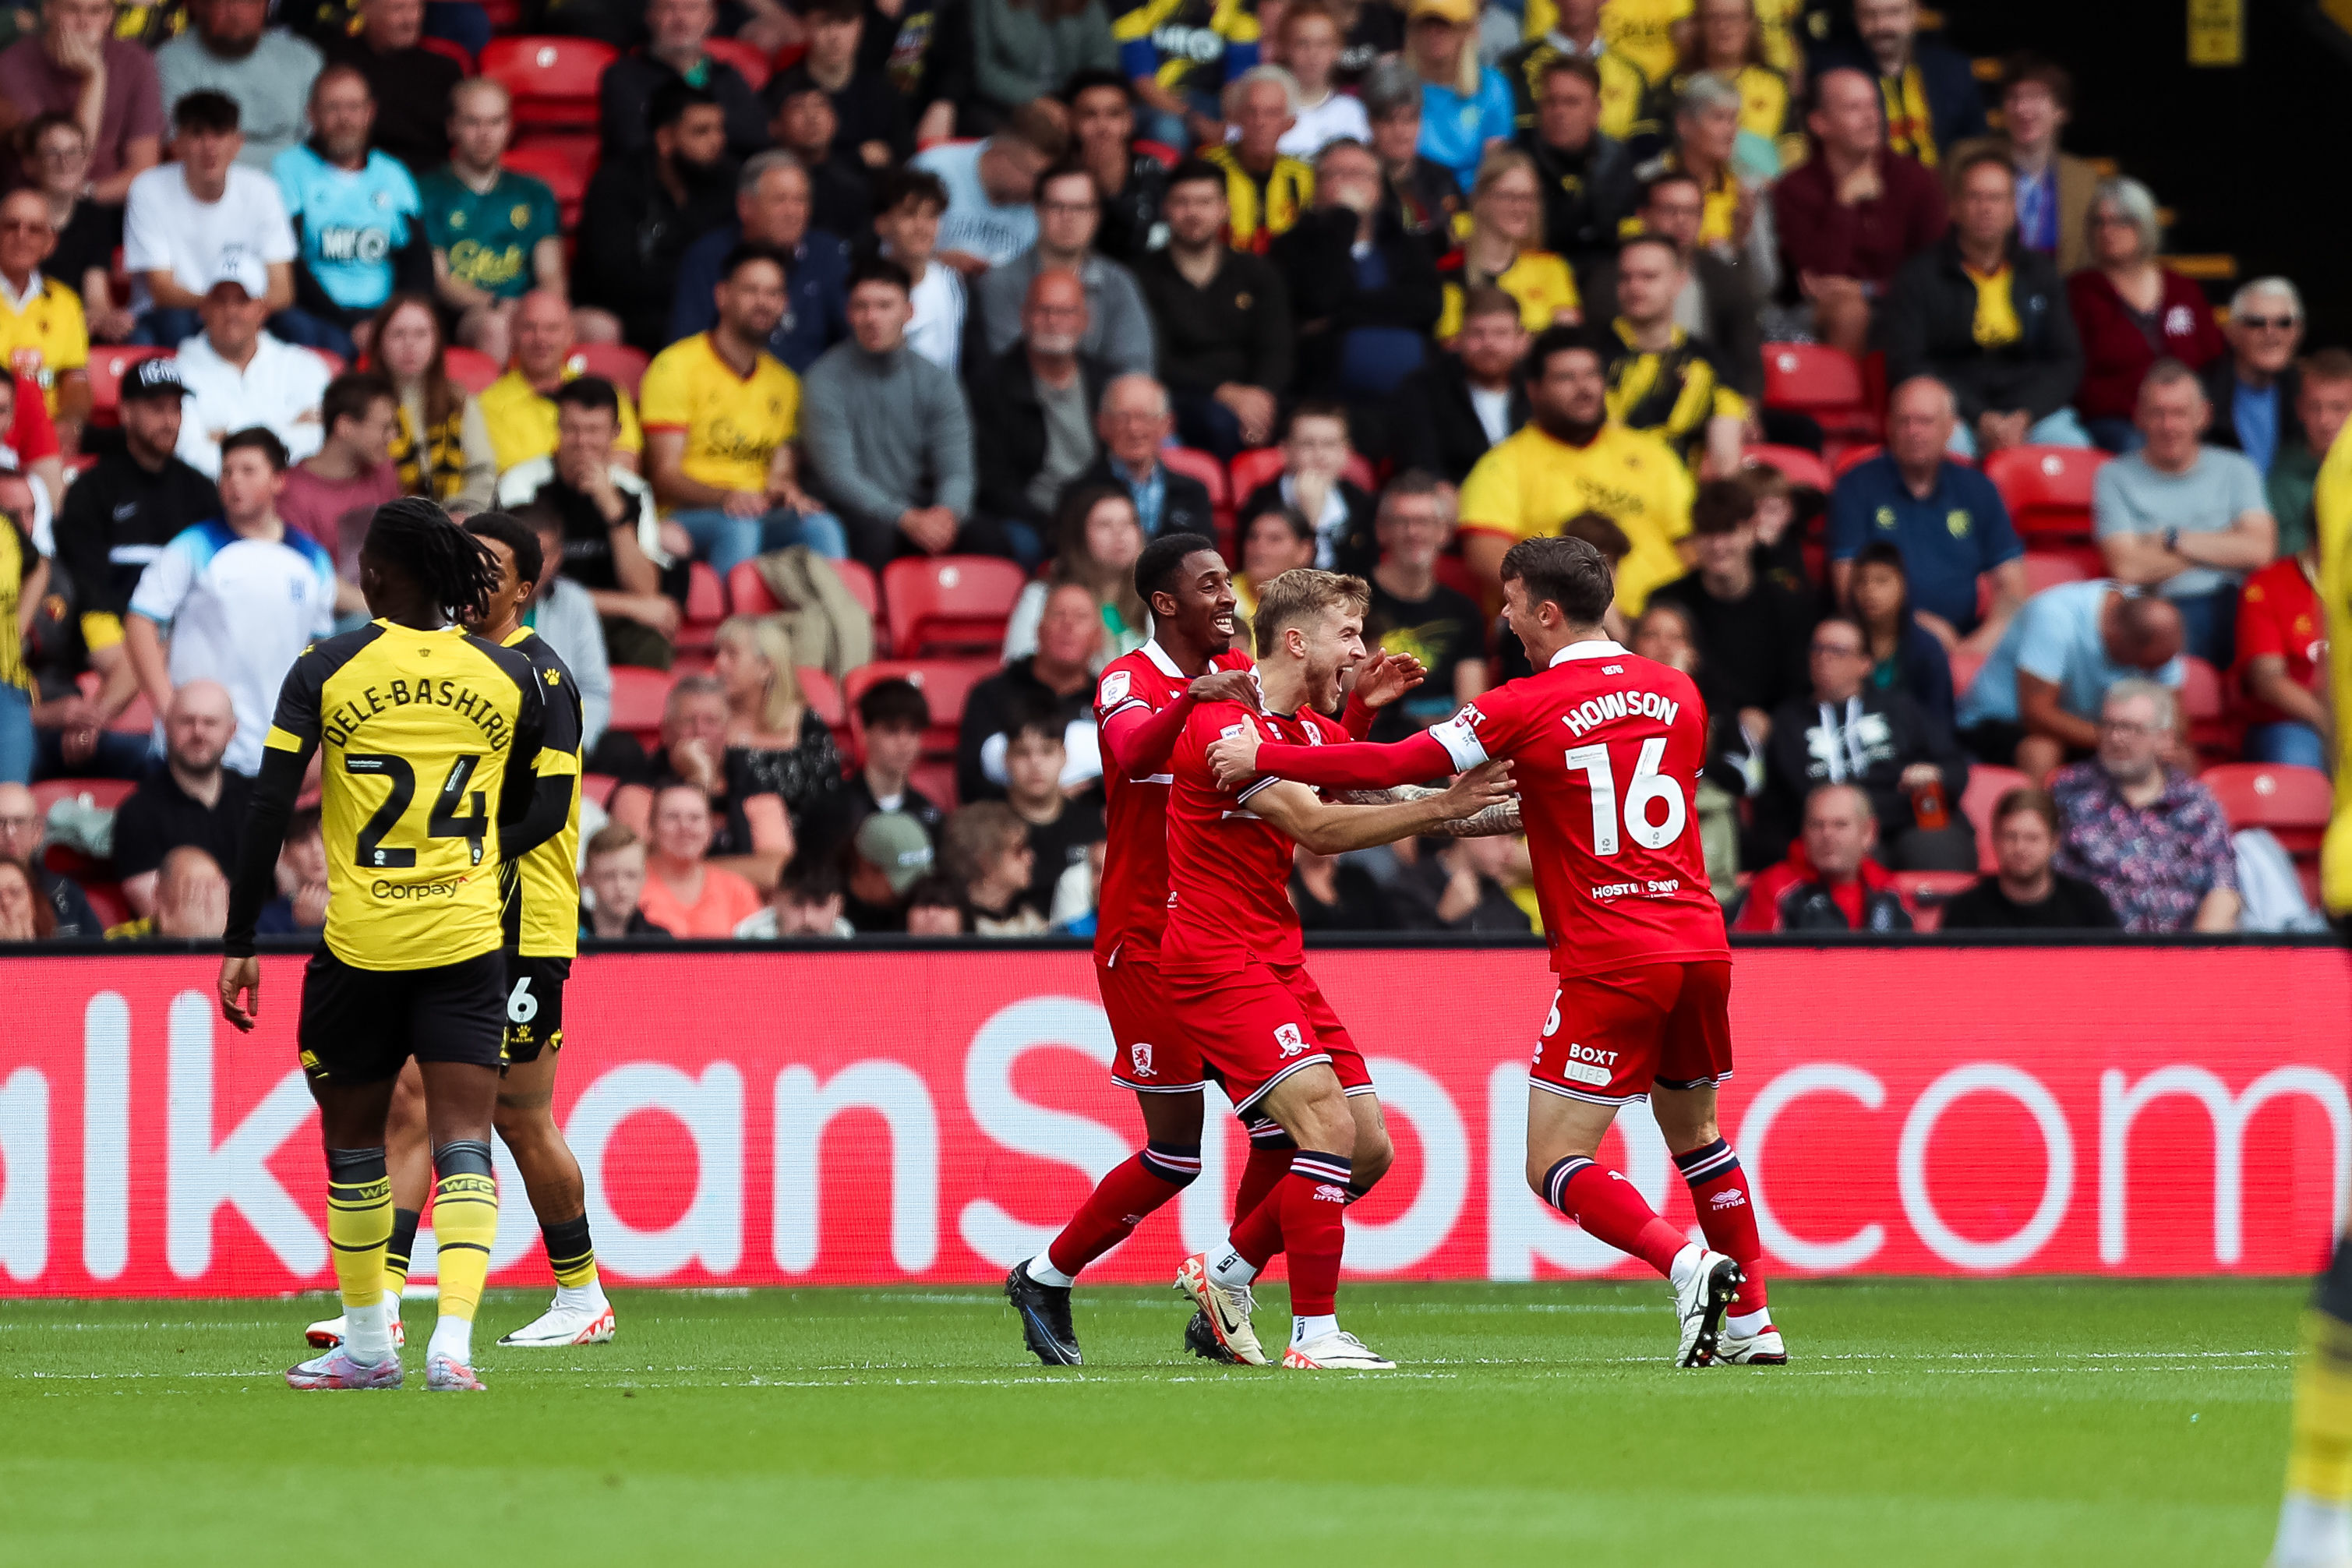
[297,948,507,1085]
[501,953,571,1066]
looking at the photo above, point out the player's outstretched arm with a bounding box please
[1210,725,1456,793]
[1246,760,1513,854]
[1336,785,1523,839]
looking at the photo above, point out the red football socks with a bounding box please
[1232,1126,1295,1229]
[1045,1142,1200,1280]
[1676,1138,1768,1310]
[1276,1151,1352,1315]
[1544,1156,1686,1277]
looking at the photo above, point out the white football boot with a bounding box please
[497,1293,617,1348]
[1671,1246,1745,1367]
[1281,1330,1395,1370]
[285,1347,403,1390]
[1174,1253,1268,1366]
[305,1307,403,1351]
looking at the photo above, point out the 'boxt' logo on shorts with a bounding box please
[1130,1042,1156,1078]
[1273,1022,1306,1058]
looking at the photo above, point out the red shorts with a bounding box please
[1099,947,1208,1093]
[1531,960,1734,1105]
[1164,960,1373,1114]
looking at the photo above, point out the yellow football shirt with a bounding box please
[0,275,90,415]
[1457,420,1695,613]
[1438,249,1582,340]
[637,333,801,499]
[498,626,583,958]
[1967,263,2022,348]
[1597,0,1690,83]
[2311,418,2352,913]
[478,363,646,474]
[262,620,548,970]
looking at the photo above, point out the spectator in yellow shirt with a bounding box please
[0,189,92,439]
[1201,67,1316,253]
[1458,325,1693,615]
[479,290,647,475]
[1435,145,1580,341]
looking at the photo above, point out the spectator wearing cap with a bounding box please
[1269,136,1443,414]
[495,379,674,669]
[1650,477,1814,744]
[635,781,766,936]
[157,0,324,171]
[871,168,966,376]
[2068,178,2229,454]
[912,102,1070,275]
[609,675,793,890]
[1512,54,1640,270]
[1133,157,1294,460]
[669,151,853,378]
[0,781,99,934]
[1732,781,1915,932]
[1829,376,2025,652]
[766,76,876,242]
[801,256,1001,567]
[123,90,298,348]
[478,292,648,475]
[971,271,1113,550]
[2093,359,2276,669]
[1940,783,2118,930]
[843,809,938,933]
[598,0,770,165]
[959,580,1103,804]
[1998,53,2097,275]
[1401,0,1513,189]
[314,0,467,175]
[575,81,740,355]
[580,822,669,938]
[810,676,945,857]
[2232,539,2329,770]
[1771,65,1947,360]
[1881,144,2089,461]
[108,680,251,916]
[1750,613,1974,871]
[0,188,93,440]
[418,79,576,370]
[277,370,397,613]
[2051,678,2239,932]
[105,843,230,940]
[966,0,1117,127]
[1386,284,1528,485]
[2203,277,2305,475]
[2265,351,2352,562]
[271,64,430,358]
[170,255,334,478]
[734,855,856,938]
[1361,56,1464,265]
[972,164,1155,378]
[764,0,907,174]
[1809,0,1986,171]
[1201,68,1318,254]
[1064,373,1218,539]
[942,801,1049,935]
[1602,231,1748,478]
[119,430,335,778]
[0,0,164,201]
[1065,69,1170,268]
[1953,583,2186,782]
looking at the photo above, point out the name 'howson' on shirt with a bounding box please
[1559,685,1681,738]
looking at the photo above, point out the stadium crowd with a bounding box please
[0,0,2335,943]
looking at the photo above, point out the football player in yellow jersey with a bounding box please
[221,498,570,1393]
[2270,418,2352,1566]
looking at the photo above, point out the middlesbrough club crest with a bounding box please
[1130,1041,1156,1078]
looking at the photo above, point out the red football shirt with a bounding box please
[1092,640,1256,959]
[1162,698,1349,974]
[2233,556,2325,726]
[1426,639,1728,977]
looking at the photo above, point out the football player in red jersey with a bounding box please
[1166,568,1513,1371]
[1210,535,1782,1368]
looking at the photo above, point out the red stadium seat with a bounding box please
[480,37,616,130]
[566,341,648,400]
[1227,446,1284,498]
[81,880,130,931]
[1948,647,1984,697]
[2178,654,2241,761]
[797,666,844,729]
[609,666,673,748]
[909,758,959,810]
[30,778,137,817]
[1831,442,1884,479]
[2203,762,2331,853]
[701,36,771,90]
[84,346,172,425]
[1893,871,1978,933]
[581,772,618,808]
[835,558,881,621]
[1160,446,1229,505]
[1763,344,1869,422]
[1739,443,1831,493]
[883,555,1026,655]
[502,142,589,229]
[1981,446,2109,540]
[105,690,154,736]
[1958,764,2028,873]
[1133,139,1182,168]
[676,561,726,652]
[1978,549,2095,620]
[843,659,995,758]
[726,560,779,616]
[443,345,500,394]
[479,0,521,28]
[419,34,472,71]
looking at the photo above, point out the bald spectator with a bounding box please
[2051,679,2239,933]
[0,0,164,200]
[419,79,570,367]
[1065,373,1218,539]
[0,780,99,935]
[667,151,851,376]
[973,163,1155,377]
[1772,66,1947,359]
[478,292,647,475]
[1810,0,1986,169]
[316,0,464,176]
[973,269,1111,549]
[2094,359,2276,668]
[911,101,1068,274]
[110,680,251,917]
[157,0,324,171]
[2203,277,2306,476]
[636,782,767,936]
[1732,782,1914,933]
[1954,584,2185,782]
[599,0,769,165]
[108,845,230,938]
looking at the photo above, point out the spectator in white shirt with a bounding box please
[873,166,965,376]
[119,427,336,775]
[1272,3,1370,159]
[123,90,298,346]
[172,253,332,477]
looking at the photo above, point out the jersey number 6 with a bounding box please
[346,753,492,868]
[1563,737,1687,856]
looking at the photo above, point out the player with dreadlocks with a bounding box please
[219,497,570,1393]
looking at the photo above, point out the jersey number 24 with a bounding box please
[345,753,491,868]
[1563,736,1686,856]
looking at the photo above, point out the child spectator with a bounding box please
[902,873,968,935]
[581,823,669,938]
[819,676,946,853]
[942,800,1047,934]
[1001,699,1105,923]
[1237,400,1377,574]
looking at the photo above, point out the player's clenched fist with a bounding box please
[1207,722,1263,787]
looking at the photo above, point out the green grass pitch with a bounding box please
[0,1280,2305,1565]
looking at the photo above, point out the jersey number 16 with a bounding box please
[346,753,491,868]
[1564,736,1687,856]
